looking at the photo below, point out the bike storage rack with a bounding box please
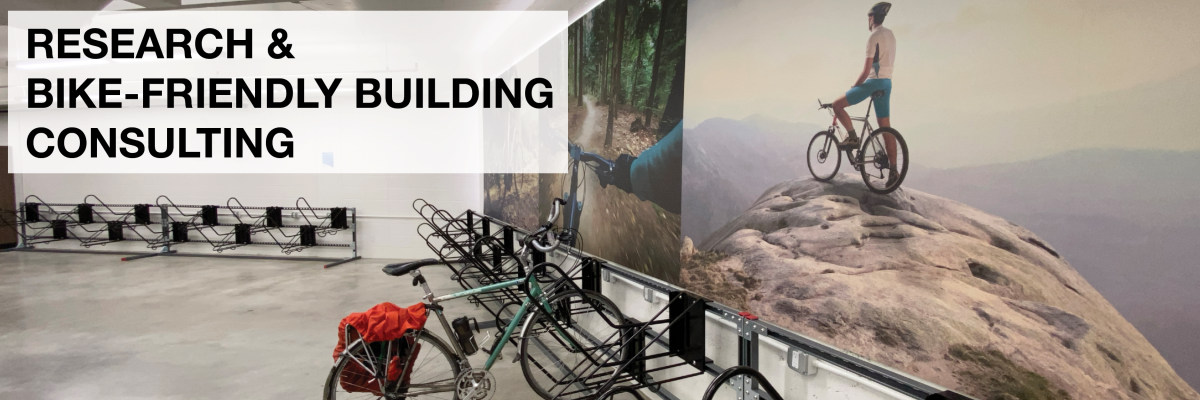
[453,209,976,400]
[412,200,714,399]
[413,199,542,338]
[1,195,167,258]
[2,195,359,268]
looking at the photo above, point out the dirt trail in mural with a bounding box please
[542,95,680,282]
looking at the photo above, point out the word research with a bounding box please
[27,77,340,109]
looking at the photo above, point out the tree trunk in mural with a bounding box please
[575,23,584,107]
[605,0,627,148]
[644,0,670,125]
[658,52,684,137]
[627,0,651,129]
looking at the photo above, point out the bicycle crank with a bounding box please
[455,368,497,400]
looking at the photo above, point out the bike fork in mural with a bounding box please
[563,142,615,247]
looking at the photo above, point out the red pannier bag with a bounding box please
[332,302,429,395]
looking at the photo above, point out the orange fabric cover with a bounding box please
[332,302,429,395]
[333,302,428,361]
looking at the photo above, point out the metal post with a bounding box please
[160,204,171,253]
[18,202,28,249]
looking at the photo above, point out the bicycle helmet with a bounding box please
[870,2,891,24]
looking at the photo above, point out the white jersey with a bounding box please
[866,26,895,79]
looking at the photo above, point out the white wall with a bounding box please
[14,173,481,259]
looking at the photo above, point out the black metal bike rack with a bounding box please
[0,195,170,259]
[2,195,359,268]
[463,210,977,400]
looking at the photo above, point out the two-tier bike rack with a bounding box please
[1,195,359,268]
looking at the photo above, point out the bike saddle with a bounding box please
[872,90,886,98]
[382,258,440,276]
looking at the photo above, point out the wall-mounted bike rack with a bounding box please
[1,195,359,268]
[413,199,714,399]
[454,208,978,400]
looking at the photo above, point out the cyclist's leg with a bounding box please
[842,83,876,139]
[873,82,898,174]
[830,96,854,138]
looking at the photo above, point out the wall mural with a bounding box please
[680,1,1200,399]
[486,0,687,283]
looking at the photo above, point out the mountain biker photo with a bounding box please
[683,0,1200,398]
[828,2,897,176]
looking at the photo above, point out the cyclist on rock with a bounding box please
[829,2,896,176]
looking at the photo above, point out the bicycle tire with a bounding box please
[807,130,842,181]
[518,289,626,400]
[324,330,462,400]
[859,127,908,194]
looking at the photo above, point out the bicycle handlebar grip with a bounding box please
[547,198,564,224]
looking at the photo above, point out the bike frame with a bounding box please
[417,269,575,371]
[828,96,878,165]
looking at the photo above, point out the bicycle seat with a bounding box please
[871,90,886,98]
[383,258,440,276]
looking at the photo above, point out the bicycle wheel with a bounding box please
[807,130,842,181]
[519,289,626,400]
[859,127,908,194]
[325,330,462,400]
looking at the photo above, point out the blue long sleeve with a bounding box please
[629,122,682,214]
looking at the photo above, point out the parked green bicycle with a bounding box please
[324,200,626,400]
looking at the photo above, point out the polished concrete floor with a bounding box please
[0,252,539,400]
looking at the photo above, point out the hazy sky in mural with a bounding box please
[684,0,1200,167]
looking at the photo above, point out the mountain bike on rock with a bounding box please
[808,90,909,194]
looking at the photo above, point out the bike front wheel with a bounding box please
[859,127,909,194]
[519,289,626,400]
[807,131,842,181]
[324,330,462,400]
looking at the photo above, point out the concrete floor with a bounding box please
[0,252,539,400]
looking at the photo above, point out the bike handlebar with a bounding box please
[526,198,566,253]
[546,198,564,225]
[569,142,616,172]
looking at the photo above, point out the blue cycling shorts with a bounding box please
[845,78,891,118]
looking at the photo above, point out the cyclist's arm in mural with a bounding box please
[598,122,683,215]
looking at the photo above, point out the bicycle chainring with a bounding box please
[455,368,496,400]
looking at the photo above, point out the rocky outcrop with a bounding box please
[681,175,1198,400]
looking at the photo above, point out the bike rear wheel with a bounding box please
[859,127,908,194]
[519,289,626,400]
[324,330,462,400]
[807,131,842,181]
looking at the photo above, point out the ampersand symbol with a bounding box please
[268,29,294,59]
